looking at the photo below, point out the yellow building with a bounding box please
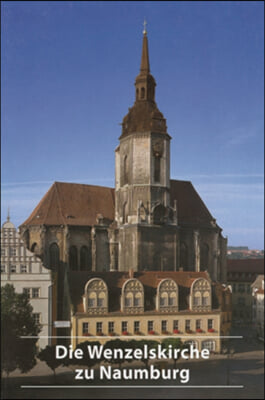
[67,270,231,353]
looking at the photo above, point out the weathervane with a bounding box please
[143,19,147,35]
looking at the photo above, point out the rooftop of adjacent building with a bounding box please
[227,259,264,283]
[67,270,229,314]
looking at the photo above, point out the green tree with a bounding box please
[103,339,129,368]
[161,338,183,368]
[1,284,41,377]
[38,345,62,377]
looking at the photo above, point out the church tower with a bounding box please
[115,25,177,271]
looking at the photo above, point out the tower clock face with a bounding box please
[152,139,164,157]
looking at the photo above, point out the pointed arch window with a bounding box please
[80,245,91,271]
[153,204,166,225]
[141,87,145,99]
[180,242,188,269]
[49,243,59,269]
[200,243,209,271]
[69,246,78,271]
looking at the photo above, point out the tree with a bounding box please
[38,345,62,377]
[67,341,102,369]
[1,284,41,377]
[103,339,129,369]
[161,338,183,368]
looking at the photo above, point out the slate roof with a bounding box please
[20,180,216,229]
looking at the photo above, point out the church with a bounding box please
[19,28,227,323]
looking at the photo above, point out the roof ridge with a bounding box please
[54,181,114,191]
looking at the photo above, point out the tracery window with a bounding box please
[157,279,178,312]
[85,278,108,314]
[49,243,59,269]
[122,279,144,313]
[191,278,211,311]
[69,246,78,270]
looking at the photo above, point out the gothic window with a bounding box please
[85,278,108,313]
[124,155,128,185]
[122,279,144,312]
[200,243,209,271]
[80,245,91,271]
[191,278,211,311]
[154,155,161,183]
[136,88,139,100]
[49,243,59,269]
[153,204,166,225]
[69,246,78,270]
[157,279,178,311]
[141,87,145,99]
[180,242,188,269]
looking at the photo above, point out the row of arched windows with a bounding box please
[48,243,92,271]
[84,277,211,313]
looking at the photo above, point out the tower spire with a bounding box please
[140,20,150,74]
[7,207,10,222]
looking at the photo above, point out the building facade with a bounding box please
[252,275,264,340]
[68,271,231,353]
[227,259,264,324]
[1,215,52,349]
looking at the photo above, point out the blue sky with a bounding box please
[1,1,264,249]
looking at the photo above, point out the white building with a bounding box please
[1,215,52,349]
[252,274,264,341]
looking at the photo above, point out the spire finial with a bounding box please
[143,19,147,35]
[7,207,10,222]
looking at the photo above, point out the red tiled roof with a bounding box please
[20,180,217,229]
[20,182,115,226]
[67,270,212,314]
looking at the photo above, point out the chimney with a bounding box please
[129,268,134,279]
